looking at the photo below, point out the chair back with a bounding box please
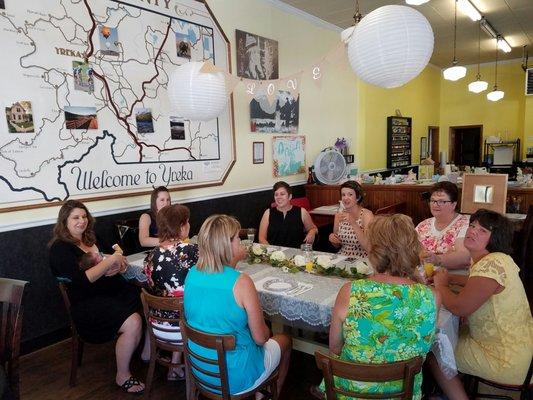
[140,289,183,350]
[178,302,236,400]
[56,278,80,338]
[315,351,423,400]
[375,202,407,215]
[0,278,28,398]
[517,205,533,279]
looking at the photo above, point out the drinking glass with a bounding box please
[247,228,256,242]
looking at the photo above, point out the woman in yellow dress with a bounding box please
[431,209,533,399]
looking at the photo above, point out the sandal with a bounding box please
[167,367,185,381]
[118,376,145,395]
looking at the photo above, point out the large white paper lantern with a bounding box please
[347,5,434,89]
[168,62,227,121]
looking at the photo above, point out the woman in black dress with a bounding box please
[258,181,318,248]
[49,200,145,394]
[138,186,171,247]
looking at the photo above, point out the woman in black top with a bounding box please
[258,181,318,248]
[49,200,145,394]
[138,186,171,247]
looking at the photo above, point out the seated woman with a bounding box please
[138,186,171,247]
[430,209,533,400]
[259,181,318,248]
[143,204,198,380]
[49,200,145,394]
[316,214,440,399]
[328,181,373,258]
[416,181,470,270]
[184,214,292,395]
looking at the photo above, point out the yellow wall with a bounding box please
[439,61,527,158]
[356,66,441,171]
[0,0,358,228]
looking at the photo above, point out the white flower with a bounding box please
[252,244,264,256]
[316,255,333,269]
[293,255,306,267]
[355,260,374,275]
[281,266,289,273]
[270,250,286,262]
[266,247,277,254]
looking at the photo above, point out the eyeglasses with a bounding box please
[429,200,453,206]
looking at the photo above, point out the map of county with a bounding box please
[0,0,234,210]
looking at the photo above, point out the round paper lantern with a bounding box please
[168,61,227,121]
[347,5,434,89]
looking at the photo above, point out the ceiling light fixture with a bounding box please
[469,20,488,93]
[480,18,512,54]
[457,0,481,21]
[443,0,466,81]
[487,38,504,102]
[405,0,430,5]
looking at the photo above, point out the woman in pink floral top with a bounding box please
[415,182,470,270]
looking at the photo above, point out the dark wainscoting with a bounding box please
[0,185,305,354]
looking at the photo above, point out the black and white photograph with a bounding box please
[236,29,278,80]
[170,116,185,139]
[176,39,191,59]
[250,90,299,133]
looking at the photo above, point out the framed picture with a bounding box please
[272,136,305,177]
[461,173,508,214]
[236,29,279,80]
[250,90,299,133]
[253,141,264,164]
[420,137,428,162]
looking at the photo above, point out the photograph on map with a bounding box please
[170,116,185,140]
[5,100,34,133]
[65,106,98,129]
[0,0,5,10]
[98,25,119,56]
[176,39,191,59]
[72,61,94,93]
[135,108,154,133]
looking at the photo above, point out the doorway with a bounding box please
[428,126,439,166]
[449,125,483,166]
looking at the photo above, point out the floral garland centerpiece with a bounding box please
[247,244,372,280]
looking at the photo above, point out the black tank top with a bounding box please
[267,206,305,248]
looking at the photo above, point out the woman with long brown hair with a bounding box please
[138,186,171,247]
[49,200,145,394]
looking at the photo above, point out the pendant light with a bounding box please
[443,0,466,81]
[405,0,430,5]
[468,20,488,93]
[487,37,504,101]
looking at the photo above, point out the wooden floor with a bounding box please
[19,339,323,399]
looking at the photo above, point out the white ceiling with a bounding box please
[278,0,533,68]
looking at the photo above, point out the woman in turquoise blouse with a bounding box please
[184,214,292,395]
[315,214,441,399]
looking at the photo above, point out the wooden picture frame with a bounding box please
[253,141,264,164]
[461,173,508,214]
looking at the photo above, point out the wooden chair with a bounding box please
[0,278,28,399]
[177,303,278,400]
[466,356,533,400]
[515,205,533,281]
[56,277,84,387]
[140,289,184,399]
[375,202,407,216]
[314,351,423,399]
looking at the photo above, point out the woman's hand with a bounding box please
[329,232,341,247]
[105,252,127,276]
[303,229,316,244]
[422,250,442,265]
[433,268,449,288]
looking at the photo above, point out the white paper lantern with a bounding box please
[347,5,434,89]
[168,62,227,121]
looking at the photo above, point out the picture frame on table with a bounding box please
[460,173,508,214]
[253,141,264,164]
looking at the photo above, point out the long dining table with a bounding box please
[127,246,460,378]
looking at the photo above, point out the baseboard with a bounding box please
[21,326,70,355]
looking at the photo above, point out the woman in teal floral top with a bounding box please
[317,214,440,399]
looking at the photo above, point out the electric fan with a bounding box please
[313,148,347,185]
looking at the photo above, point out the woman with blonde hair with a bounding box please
[314,214,440,399]
[184,214,292,395]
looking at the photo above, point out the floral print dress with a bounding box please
[144,241,198,321]
[323,280,437,399]
[416,214,469,255]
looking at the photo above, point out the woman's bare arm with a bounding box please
[138,213,160,247]
[234,274,270,345]
[329,282,351,355]
[258,209,270,245]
